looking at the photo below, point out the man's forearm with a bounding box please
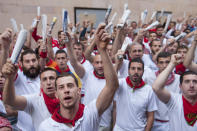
[183,41,196,67]
[145,112,154,131]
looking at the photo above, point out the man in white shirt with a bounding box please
[143,52,181,131]
[114,57,157,131]
[153,54,197,131]
[2,66,58,131]
[38,23,119,131]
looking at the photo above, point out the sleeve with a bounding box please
[23,94,36,115]
[166,92,180,111]
[32,27,42,42]
[84,99,100,130]
[147,87,158,112]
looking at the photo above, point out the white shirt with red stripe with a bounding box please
[114,78,157,131]
[38,100,100,131]
[23,93,51,131]
[166,92,197,131]
[15,70,40,131]
[81,69,113,128]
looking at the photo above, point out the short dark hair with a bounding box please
[73,41,85,51]
[55,49,67,57]
[20,49,39,62]
[40,67,57,78]
[157,52,171,62]
[58,30,63,37]
[149,38,161,47]
[128,58,144,70]
[55,72,79,89]
[177,45,188,52]
[156,24,164,29]
[180,71,197,85]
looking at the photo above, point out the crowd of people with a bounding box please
[0,5,197,131]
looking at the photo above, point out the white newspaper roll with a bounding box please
[175,32,186,41]
[144,21,159,31]
[37,6,40,16]
[42,14,47,42]
[31,18,37,28]
[67,14,71,24]
[141,9,148,24]
[124,3,128,12]
[10,18,18,33]
[121,37,131,52]
[151,11,157,20]
[105,22,113,30]
[164,14,172,32]
[160,8,164,18]
[10,29,27,64]
[105,5,112,21]
[110,12,117,23]
[20,24,24,30]
[118,9,131,27]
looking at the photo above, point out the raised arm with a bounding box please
[2,59,27,110]
[153,54,183,104]
[66,32,85,78]
[0,28,12,71]
[84,36,96,63]
[183,35,197,72]
[95,23,119,116]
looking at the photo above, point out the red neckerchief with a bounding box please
[144,37,149,43]
[55,65,70,74]
[155,71,175,85]
[175,63,186,75]
[126,76,145,90]
[52,104,85,126]
[0,91,2,100]
[182,96,197,126]
[93,70,105,79]
[81,55,86,64]
[41,88,59,114]
[56,43,66,50]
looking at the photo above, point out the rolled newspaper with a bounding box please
[141,9,148,24]
[124,3,128,12]
[144,21,159,31]
[118,37,131,59]
[62,9,68,33]
[110,12,117,23]
[37,6,40,16]
[175,32,186,41]
[48,17,57,34]
[105,5,112,23]
[164,14,172,32]
[67,14,71,24]
[20,24,24,30]
[42,14,47,42]
[10,29,27,64]
[160,8,164,18]
[10,18,18,33]
[118,9,131,28]
[151,11,157,20]
[31,18,37,28]
[105,12,117,30]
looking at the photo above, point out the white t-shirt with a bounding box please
[38,100,100,131]
[14,70,40,131]
[166,92,197,131]
[143,54,158,72]
[114,78,157,131]
[143,69,181,121]
[23,93,51,131]
[81,70,113,128]
[0,100,6,114]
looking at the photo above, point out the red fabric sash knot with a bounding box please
[93,70,105,79]
[52,104,85,126]
[175,63,186,75]
[182,96,197,126]
[81,55,86,64]
[126,76,145,90]
[56,43,66,50]
[41,88,59,114]
[40,52,47,58]
[155,71,175,85]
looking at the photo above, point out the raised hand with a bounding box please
[171,54,183,66]
[0,28,12,49]
[2,59,18,79]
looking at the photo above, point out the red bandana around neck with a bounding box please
[93,70,105,79]
[52,104,85,126]
[81,55,86,64]
[126,76,145,90]
[155,71,175,85]
[55,65,70,74]
[41,88,59,114]
[182,96,197,126]
[56,43,66,50]
[175,63,186,75]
